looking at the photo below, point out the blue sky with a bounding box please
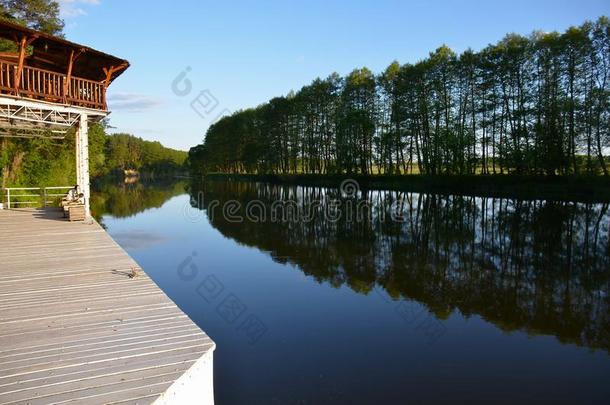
[59,0,610,151]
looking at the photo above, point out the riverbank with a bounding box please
[202,173,610,202]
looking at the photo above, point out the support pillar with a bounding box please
[75,119,81,190]
[76,113,90,220]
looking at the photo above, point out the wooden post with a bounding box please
[64,50,74,103]
[6,188,10,210]
[76,113,91,220]
[64,49,83,104]
[14,36,27,94]
[102,66,116,110]
[13,35,38,95]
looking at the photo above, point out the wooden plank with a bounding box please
[0,362,194,404]
[0,208,215,404]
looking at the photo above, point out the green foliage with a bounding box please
[104,133,188,176]
[0,0,63,34]
[0,124,188,188]
[191,17,610,177]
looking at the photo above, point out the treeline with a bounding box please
[191,17,610,176]
[0,123,187,188]
[104,133,188,176]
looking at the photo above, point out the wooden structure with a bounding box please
[0,19,129,219]
[66,204,86,221]
[0,209,216,404]
[0,18,129,110]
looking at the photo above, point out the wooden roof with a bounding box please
[0,18,129,83]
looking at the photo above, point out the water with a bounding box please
[93,179,610,404]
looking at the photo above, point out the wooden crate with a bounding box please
[67,205,86,221]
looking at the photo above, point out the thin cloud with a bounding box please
[58,0,100,18]
[108,93,164,112]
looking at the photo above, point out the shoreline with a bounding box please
[200,173,610,202]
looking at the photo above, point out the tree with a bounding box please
[0,0,63,34]
[338,68,376,174]
[192,17,610,177]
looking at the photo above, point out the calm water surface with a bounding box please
[93,180,610,404]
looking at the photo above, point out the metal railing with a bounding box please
[2,186,74,209]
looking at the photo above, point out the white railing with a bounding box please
[2,186,74,209]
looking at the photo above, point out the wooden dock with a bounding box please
[0,209,215,405]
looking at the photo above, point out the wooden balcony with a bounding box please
[0,19,129,113]
[0,59,107,110]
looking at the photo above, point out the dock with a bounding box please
[0,209,215,405]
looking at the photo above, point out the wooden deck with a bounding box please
[0,209,215,405]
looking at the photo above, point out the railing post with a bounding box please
[6,188,10,210]
[43,187,47,208]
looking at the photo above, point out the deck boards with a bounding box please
[0,209,215,405]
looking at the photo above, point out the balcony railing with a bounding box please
[0,60,106,110]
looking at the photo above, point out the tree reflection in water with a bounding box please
[92,179,187,222]
[190,180,610,352]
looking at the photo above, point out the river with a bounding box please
[92,178,610,404]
